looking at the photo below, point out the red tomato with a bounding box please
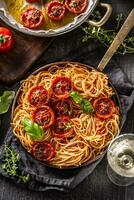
[28,86,49,106]
[93,97,116,120]
[33,142,55,161]
[46,1,66,21]
[51,77,74,99]
[0,27,14,53]
[65,0,88,14]
[52,116,73,138]
[21,7,44,29]
[33,106,55,128]
[52,99,72,116]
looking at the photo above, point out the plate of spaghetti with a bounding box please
[12,62,120,169]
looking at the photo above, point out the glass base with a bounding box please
[107,165,134,186]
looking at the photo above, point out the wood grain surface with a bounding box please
[0,19,53,84]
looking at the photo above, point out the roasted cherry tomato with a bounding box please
[52,99,72,116]
[51,77,74,99]
[65,0,88,14]
[21,7,44,29]
[28,86,49,106]
[52,116,73,138]
[93,97,116,119]
[0,27,14,53]
[33,106,55,128]
[46,1,66,21]
[33,142,55,161]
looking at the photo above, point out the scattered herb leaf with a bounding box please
[21,118,45,141]
[0,91,15,114]
[2,145,30,183]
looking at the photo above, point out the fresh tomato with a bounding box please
[93,97,116,120]
[33,106,55,128]
[46,1,66,21]
[52,99,72,116]
[28,86,49,106]
[51,77,74,99]
[52,116,73,138]
[33,142,55,161]
[0,27,14,53]
[21,7,44,29]
[65,0,88,14]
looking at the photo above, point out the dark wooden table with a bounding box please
[0,0,134,199]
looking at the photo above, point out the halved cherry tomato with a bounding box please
[33,142,55,161]
[51,77,74,99]
[52,116,73,138]
[52,99,72,116]
[0,27,14,53]
[28,86,49,106]
[21,7,44,29]
[93,97,116,120]
[65,0,88,14]
[46,1,66,21]
[33,106,55,128]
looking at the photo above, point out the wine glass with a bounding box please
[107,133,134,186]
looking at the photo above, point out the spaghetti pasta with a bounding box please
[12,63,120,168]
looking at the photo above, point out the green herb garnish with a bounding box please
[65,122,72,131]
[69,1,78,8]
[0,34,6,44]
[0,91,15,114]
[82,12,134,55]
[21,118,44,141]
[2,145,30,183]
[42,0,47,3]
[70,91,94,113]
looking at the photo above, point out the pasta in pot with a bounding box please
[12,63,120,168]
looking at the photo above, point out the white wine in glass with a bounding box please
[107,133,134,186]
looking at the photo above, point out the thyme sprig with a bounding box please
[82,12,134,55]
[2,145,30,183]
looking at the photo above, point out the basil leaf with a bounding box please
[21,118,44,140]
[0,91,15,114]
[81,99,94,113]
[70,91,94,113]
[69,91,83,104]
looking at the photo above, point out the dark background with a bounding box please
[0,0,134,199]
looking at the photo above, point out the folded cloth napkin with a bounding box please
[0,42,134,192]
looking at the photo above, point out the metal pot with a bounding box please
[11,61,121,169]
[0,0,112,37]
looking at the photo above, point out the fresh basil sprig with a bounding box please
[21,118,44,141]
[70,91,94,113]
[0,91,15,114]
